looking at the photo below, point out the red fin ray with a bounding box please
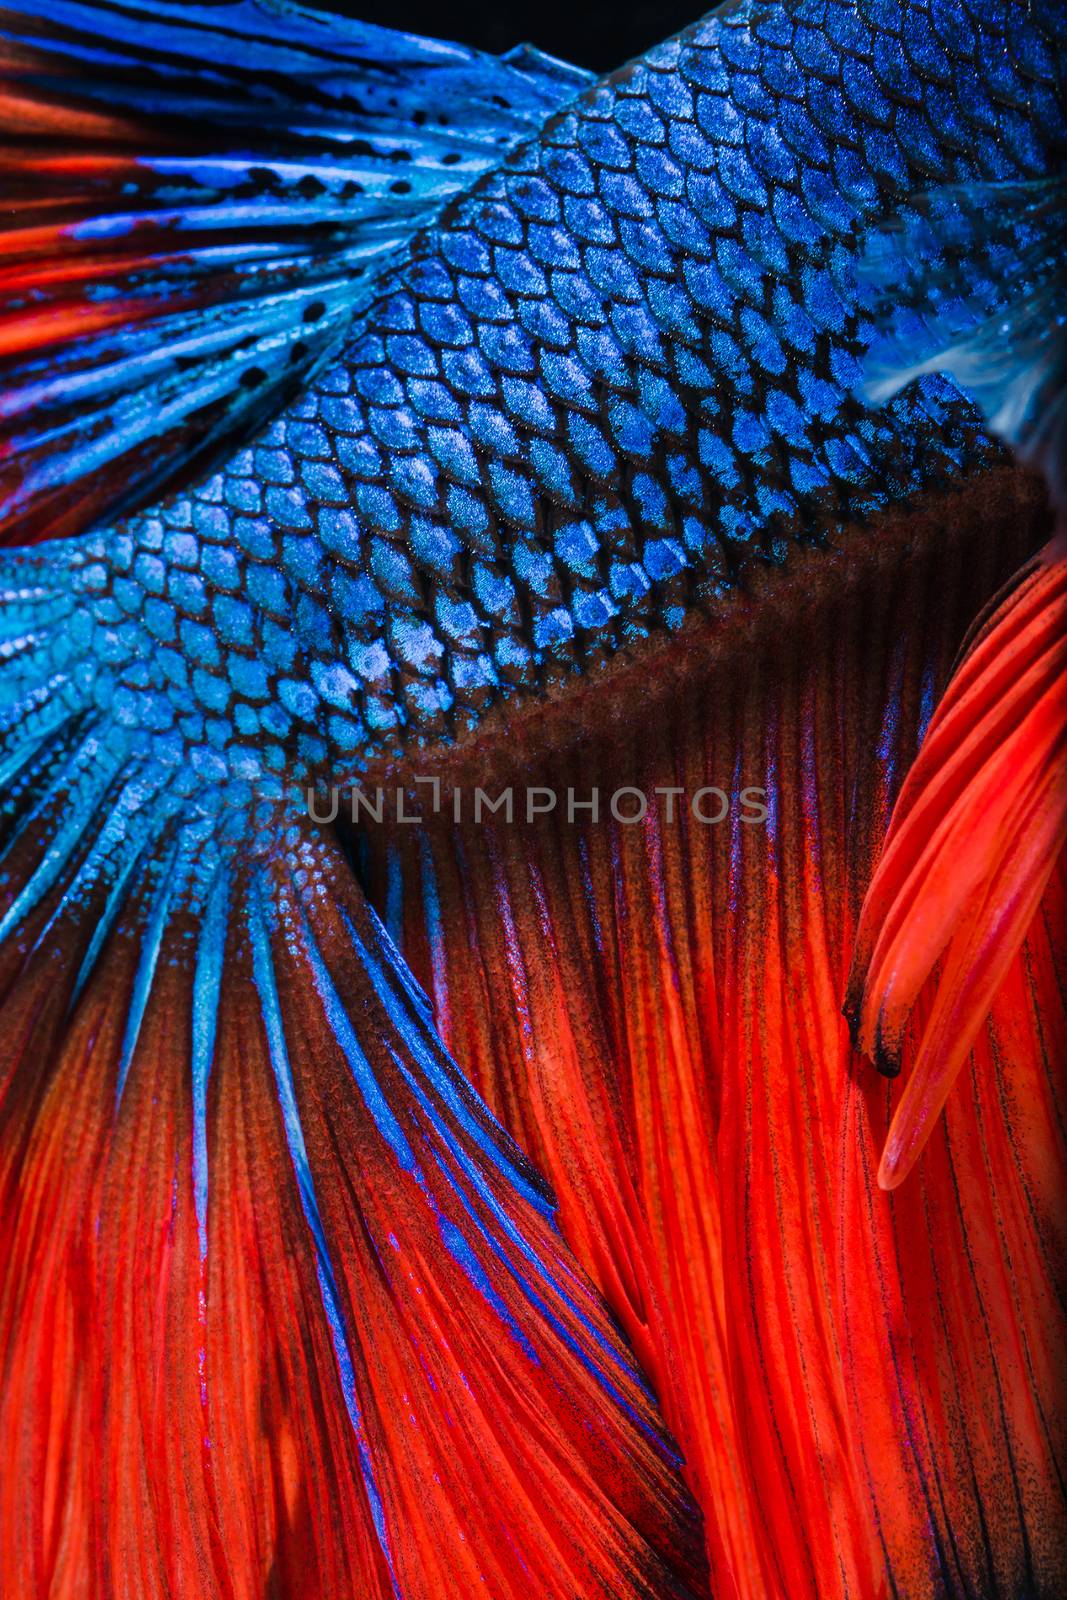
[847,537,1067,1186]
[0,702,709,1598]
[360,482,1067,1597]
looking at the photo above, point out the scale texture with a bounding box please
[0,3,1065,1598]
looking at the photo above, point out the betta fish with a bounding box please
[0,1,1064,1597]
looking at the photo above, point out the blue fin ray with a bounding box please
[0,0,589,544]
[0,680,707,1597]
[0,725,127,942]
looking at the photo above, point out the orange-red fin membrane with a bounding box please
[0,682,708,1598]
[847,540,1067,1186]
[850,173,1067,1184]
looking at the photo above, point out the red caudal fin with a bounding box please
[356,477,1067,1598]
[0,689,707,1598]
[847,535,1067,1187]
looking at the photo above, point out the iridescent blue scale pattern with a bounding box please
[48,0,1067,786]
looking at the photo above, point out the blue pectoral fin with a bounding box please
[0,0,590,546]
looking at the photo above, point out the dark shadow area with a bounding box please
[314,0,707,75]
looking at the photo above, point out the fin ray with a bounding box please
[0,659,707,1599]
[0,0,589,544]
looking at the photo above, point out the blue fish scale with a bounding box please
[48,0,1067,791]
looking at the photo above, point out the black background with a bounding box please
[315,2,707,76]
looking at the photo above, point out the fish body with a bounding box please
[10,0,1065,821]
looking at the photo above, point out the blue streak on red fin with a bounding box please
[246,864,403,1597]
[191,862,229,1255]
[344,898,557,1218]
[114,837,181,1104]
[0,0,589,545]
[289,851,682,1425]
[0,573,708,1595]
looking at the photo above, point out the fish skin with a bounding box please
[7,0,1065,814]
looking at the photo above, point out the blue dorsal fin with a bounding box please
[0,0,590,546]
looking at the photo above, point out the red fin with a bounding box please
[839,852,1067,1597]
[847,534,1067,1187]
[0,733,708,1596]
[360,481,1067,1597]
